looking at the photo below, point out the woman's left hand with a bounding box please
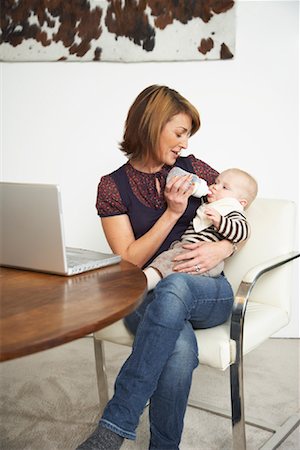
[172,240,233,274]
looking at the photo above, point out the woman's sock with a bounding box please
[76,423,124,450]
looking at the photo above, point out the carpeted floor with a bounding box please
[0,337,299,450]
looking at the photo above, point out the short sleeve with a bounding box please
[95,175,127,217]
[189,155,219,185]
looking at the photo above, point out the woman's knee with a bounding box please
[154,274,193,310]
[150,275,192,327]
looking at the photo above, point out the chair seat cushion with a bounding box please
[94,320,134,346]
[196,302,288,370]
[94,301,288,371]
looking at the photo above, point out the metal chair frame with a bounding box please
[93,251,300,449]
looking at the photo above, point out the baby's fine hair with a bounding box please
[223,168,258,208]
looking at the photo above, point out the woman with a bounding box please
[77,85,235,450]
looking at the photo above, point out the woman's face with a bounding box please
[156,113,192,166]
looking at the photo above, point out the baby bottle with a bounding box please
[166,167,210,198]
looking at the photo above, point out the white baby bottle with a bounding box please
[166,167,210,198]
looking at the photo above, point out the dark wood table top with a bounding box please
[0,261,146,362]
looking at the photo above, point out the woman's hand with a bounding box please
[164,175,194,217]
[172,240,233,274]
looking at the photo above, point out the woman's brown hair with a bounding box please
[119,85,201,161]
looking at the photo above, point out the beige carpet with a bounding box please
[0,337,299,450]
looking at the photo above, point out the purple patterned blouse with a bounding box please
[96,155,218,217]
[95,155,219,267]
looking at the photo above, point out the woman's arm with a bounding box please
[172,239,245,274]
[176,240,234,273]
[101,175,194,268]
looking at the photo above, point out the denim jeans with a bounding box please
[100,273,233,450]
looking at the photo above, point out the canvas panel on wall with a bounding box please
[0,0,236,62]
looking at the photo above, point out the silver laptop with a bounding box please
[0,182,121,276]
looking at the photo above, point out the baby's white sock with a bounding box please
[143,267,162,291]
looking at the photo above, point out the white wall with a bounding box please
[1,1,299,336]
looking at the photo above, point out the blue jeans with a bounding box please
[100,273,233,450]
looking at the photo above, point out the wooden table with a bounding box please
[0,261,146,362]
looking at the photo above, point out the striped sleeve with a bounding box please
[218,211,249,243]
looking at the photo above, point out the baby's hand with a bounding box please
[204,206,221,229]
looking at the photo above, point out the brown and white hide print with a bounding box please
[0,0,235,62]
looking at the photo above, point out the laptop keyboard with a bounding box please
[66,247,121,271]
[66,254,94,267]
[66,249,100,267]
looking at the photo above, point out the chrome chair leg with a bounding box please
[93,338,109,414]
[230,358,246,450]
[230,281,249,450]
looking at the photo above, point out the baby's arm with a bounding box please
[206,208,250,243]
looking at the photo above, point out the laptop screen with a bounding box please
[0,182,68,274]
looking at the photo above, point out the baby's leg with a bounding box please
[144,243,224,291]
[150,242,225,278]
[144,243,187,291]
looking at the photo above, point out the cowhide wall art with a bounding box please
[0,1,236,62]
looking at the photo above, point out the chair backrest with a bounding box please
[224,198,297,315]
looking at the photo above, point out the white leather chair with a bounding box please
[93,198,299,449]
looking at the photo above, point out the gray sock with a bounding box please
[76,423,124,450]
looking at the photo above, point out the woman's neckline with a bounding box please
[127,160,169,175]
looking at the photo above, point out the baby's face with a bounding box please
[207,171,244,203]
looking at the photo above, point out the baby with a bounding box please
[144,167,258,291]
